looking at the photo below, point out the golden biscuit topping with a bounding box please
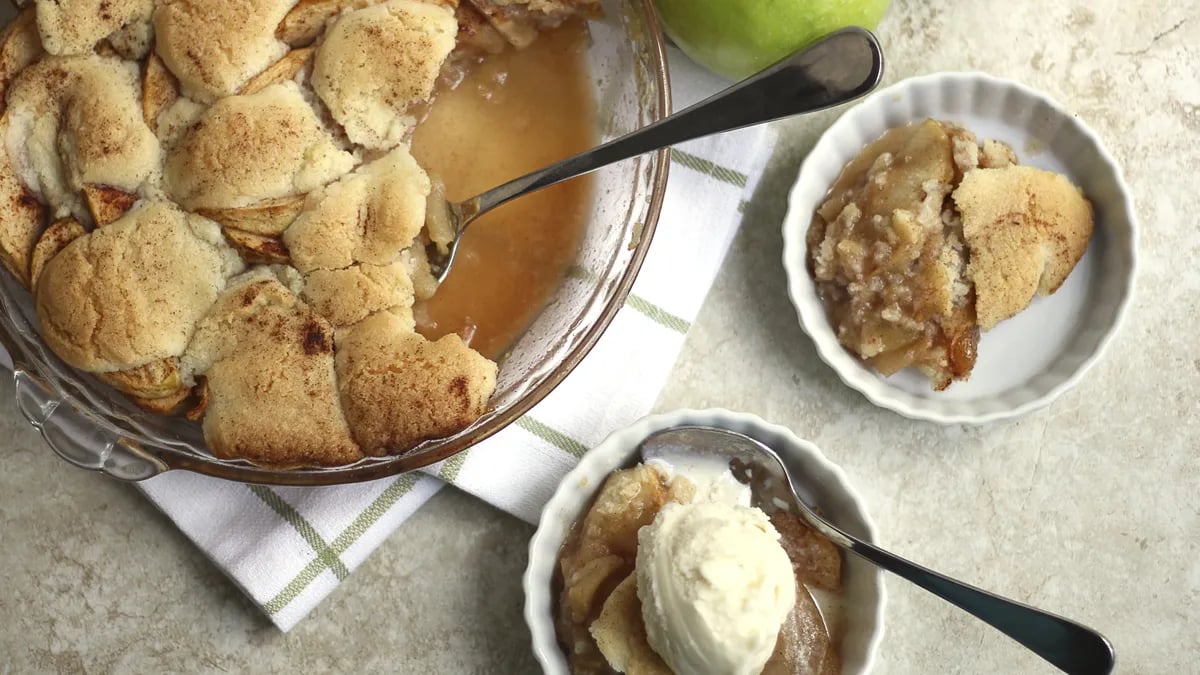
[954,165,1094,330]
[35,0,154,56]
[165,82,357,210]
[35,200,244,373]
[283,145,430,272]
[335,310,497,455]
[6,55,159,222]
[153,0,295,102]
[312,1,457,149]
[183,271,362,467]
[301,261,416,328]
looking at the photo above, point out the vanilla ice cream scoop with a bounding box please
[636,501,796,675]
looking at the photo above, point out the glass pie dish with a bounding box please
[0,0,670,485]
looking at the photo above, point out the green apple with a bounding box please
[654,0,890,80]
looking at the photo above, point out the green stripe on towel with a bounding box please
[248,485,350,581]
[625,295,690,334]
[438,450,472,483]
[562,266,691,334]
[671,150,749,188]
[516,416,588,459]
[261,474,421,615]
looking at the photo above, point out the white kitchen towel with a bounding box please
[136,48,778,632]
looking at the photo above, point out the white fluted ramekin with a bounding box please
[523,409,885,674]
[782,72,1138,424]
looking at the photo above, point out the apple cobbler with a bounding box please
[556,463,843,675]
[0,0,598,466]
[807,119,1094,390]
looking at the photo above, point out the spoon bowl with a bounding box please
[639,425,1117,675]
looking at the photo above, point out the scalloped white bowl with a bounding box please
[782,72,1138,424]
[523,409,885,674]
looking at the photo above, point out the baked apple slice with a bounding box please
[464,0,538,47]
[82,185,138,227]
[197,194,306,237]
[454,2,507,55]
[222,227,290,264]
[141,53,180,129]
[239,47,314,95]
[276,0,369,47]
[589,574,671,675]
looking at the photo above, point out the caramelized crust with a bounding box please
[182,272,362,466]
[334,310,496,455]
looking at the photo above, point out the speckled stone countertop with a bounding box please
[1,1,1196,672]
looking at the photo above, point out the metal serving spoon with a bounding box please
[639,426,1117,675]
[424,26,885,283]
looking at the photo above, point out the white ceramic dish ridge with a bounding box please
[523,408,885,674]
[782,71,1138,424]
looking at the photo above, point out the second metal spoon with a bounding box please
[425,26,885,282]
[639,425,1117,675]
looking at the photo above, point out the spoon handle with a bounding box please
[471,26,884,215]
[819,520,1115,674]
